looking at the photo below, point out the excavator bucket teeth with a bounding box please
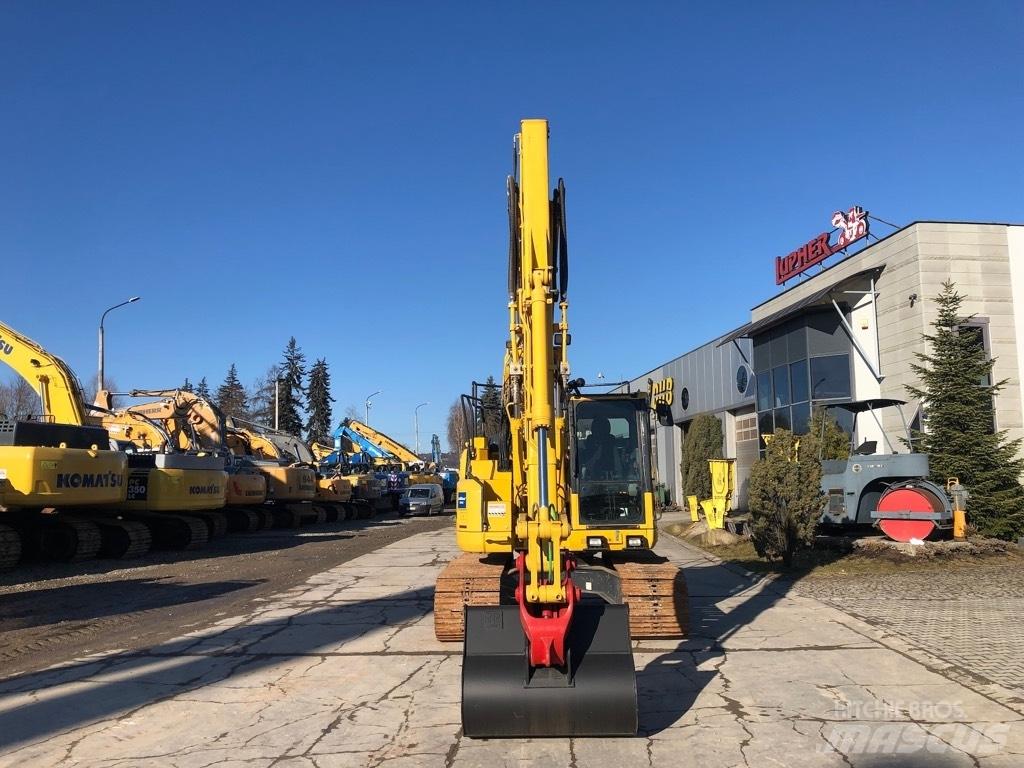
[461,604,637,738]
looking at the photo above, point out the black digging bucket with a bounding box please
[461,603,637,738]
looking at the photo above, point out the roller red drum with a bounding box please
[875,485,946,542]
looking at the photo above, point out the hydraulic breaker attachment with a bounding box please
[461,603,637,738]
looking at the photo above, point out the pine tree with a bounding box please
[748,429,823,567]
[182,378,194,393]
[679,414,723,500]
[799,407,851,462]
[278,337,307,436]
[305,358,334,443]
[246,366,281,427]
[216,364,248,420]
[195,377,211,399]
[480,375,501,437]
[907,280,1024,539]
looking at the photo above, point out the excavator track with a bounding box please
[225,508,261,532]
[433,553,511,642]
[95,518,152,559]
[128,512,209,550]
[36,516,103,562]
[0,524,22,571]
[435,553,689,641]
[611,559,689,638]
[192,511,229,540]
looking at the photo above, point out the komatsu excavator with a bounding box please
[433,120,688,737]
[0,321,129,567]
[97,390,270,532]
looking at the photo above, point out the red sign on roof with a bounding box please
[775,207,869,285]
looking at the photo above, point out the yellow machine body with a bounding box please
[0,320,130,511]
[0,445,127,509]
[117,463,228,512]
[317,474,353,504]
[226,470,268,505]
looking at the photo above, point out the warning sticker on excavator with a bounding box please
[486,502,506,517]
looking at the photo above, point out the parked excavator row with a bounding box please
[0,321,382,571]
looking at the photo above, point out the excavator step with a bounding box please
[0,523,22,571]
[95,518,152,559]
[434,553,509,642]
[462,604,637,738]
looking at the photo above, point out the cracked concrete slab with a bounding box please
[0,526,1021,767]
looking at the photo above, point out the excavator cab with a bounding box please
[570,393,655,537]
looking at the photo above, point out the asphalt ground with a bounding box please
[0,511,449,678]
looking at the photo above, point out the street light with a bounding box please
[365,390,382,424]
[98,296,141,392]
[414,401,429,455]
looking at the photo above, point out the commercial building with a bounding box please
[628,218,1024,509]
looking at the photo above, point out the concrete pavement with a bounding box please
[0,524,1021,767]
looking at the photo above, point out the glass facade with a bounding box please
[753,310,853,452]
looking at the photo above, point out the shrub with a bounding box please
[748,429,823,566]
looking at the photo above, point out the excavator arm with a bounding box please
[343,419,424,467]
[0,320,90,425]
[459,120,637,738]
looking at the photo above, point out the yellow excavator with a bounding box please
[223,421,318,527]
[97,390,271,532]
[434,120,688,737]
[228,420,373,521]
[0,321,129,566]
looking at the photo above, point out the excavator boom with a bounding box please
[458,120,637,738]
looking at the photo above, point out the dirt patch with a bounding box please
[0,513,449,678]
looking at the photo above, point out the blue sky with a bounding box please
[2,2,1022,448]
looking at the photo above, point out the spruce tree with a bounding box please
[679,414,723,500]
[480,375,501,437]
[195,377,211,399]
[907,280,1024,539]
[305,358,334,443]
[216,364,248,420]
[278,337,307,436]
[181,378,194,393]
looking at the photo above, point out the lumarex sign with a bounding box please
[775,207,869,285]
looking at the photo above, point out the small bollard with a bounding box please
[947,478,968,540]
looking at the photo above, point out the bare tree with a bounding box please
[84,373,119,409]
[446,398,468,454]
[0,377,40,419]
[344,404,360,421]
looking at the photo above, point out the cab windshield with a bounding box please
[408,488,431,498]
[573,399,645,525]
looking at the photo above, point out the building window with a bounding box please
[810,354,851,400]
[756,372,771,412]
[958,321,995,432]
[790,359,809,403]
[772,365,790,407]
[736,414,758,442]
[792,401,811,435]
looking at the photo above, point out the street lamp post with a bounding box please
[414,401,429,455]
[98,296,141,392]
[365,390,382,425]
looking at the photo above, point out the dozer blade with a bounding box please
[462,603,637,738]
